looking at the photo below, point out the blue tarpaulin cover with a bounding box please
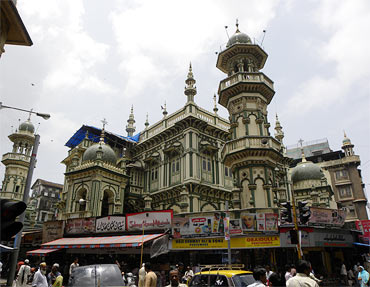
[65,125,140,148]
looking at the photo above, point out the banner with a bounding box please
[65,218,96,234]
[229,219,243,235]
[43,221,64,243]
[171,235,280,249]
[356,220,370,237]
[172,213,225,238]
[96,216,125,233]
[126,210,172,231]
[312,230,353,247]
[240,212,278,233]
[309,208,346,226]
[224,217,230,240]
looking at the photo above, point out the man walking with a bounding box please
[247,267,267,287]
[48,263,62,287]
[144,262,157,287]
[139,263,147,287]
[69,258,79,275]
[166,270,187,287]
[286,260,319,287]
[32,262,48,287]
[16,259,31,287]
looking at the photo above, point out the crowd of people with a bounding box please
[7,257,370,287]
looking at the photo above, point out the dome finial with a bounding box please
[100,118,108,143]
[298,138,306,162]
[28,109,33,121]
[235,18,240,32]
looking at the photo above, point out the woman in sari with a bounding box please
[358,266,369,287]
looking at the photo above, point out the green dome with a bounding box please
[82,142,117,165]
[19,120,35,133]
[227,30,252,47]
[291,161,324,183]
[342,136,351,145]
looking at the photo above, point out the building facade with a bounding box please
[287,135,368,222]
[29,179,63,223]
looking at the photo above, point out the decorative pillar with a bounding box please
[144,194,152,211]
[180,185,189,213]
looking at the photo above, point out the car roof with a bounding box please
[195,270,253,277]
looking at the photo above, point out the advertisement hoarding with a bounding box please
[309,208,346,226]
[65,218,96,234]
[96,216,125,233]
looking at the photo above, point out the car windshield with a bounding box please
[70,265,124,287]
[232,274,255,287]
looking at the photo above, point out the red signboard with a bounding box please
[356,220,370,237]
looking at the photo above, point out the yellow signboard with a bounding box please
[171,236,280,249]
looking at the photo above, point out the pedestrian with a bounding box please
[165,270,187,287]
[32,262,48,287]
[177,262,185,280]
[16,259,31,287]
[183,266,194,283]
[357,266,369,287]
[286,260,319,287]
[247,267,267,287]
[69,258,79,276]
[139,263,147,287]
[265,265,273,280]
[348,268,355,286]
[341,262,349,286]
[47,263,61,287]
[144,262,157,287]
[268,272,280,286]
[285,264,293,282]
[290,264,297,277]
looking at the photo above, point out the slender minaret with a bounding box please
[145,113,149,129]
[274,114,284,143]
[184,62,197,103]
[126,106,136,137]
[213,94,218,114]
[342,131,355,157]
[162,102,168,117]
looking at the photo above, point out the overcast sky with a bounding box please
[1,0,369,199]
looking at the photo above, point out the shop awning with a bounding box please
[27,248,61,256]
[353,242,370,247]
[41,234,164,249]
[0,244,14,252]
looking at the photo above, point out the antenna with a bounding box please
[261,30,266,46]
[224,26,230,39]
[35,122,41,133]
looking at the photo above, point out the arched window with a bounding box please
[101,190,114,217]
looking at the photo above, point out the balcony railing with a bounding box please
[2,152,31,163]
[221,136,281,159]
[219,72,274,91]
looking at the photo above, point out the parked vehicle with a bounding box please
[68,264,125,287]
[188,265,255,287]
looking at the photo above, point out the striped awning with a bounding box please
[41,234,164,249]
[27,248,61,256]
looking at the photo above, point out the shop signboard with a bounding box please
[65,218,96,234]
[172,213,226,238]
[313,230,353,247]
[355,220,370,237]
[171,235,280,249]
[42,221,64,243]
[280,230,310,247]
[240,212,278,233]
[126,210,172,231]
[309,208,346,226]
[96,216,125,233]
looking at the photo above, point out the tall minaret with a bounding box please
[1,116,35,201]
[216,22,285,209]
[126,105,136,137]
[184,63,197,103]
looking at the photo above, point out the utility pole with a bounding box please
[290,183,302,260]
[225,201,231,267]
[7,134,40,287]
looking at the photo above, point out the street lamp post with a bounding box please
[1,103,50,287]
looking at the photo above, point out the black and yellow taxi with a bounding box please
[188,265,255,287]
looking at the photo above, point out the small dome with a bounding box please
[227,30,252,47]
[19,119,35,133]
[82,142,117,165]
[342,135,352,145]
[291,161,324,183]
